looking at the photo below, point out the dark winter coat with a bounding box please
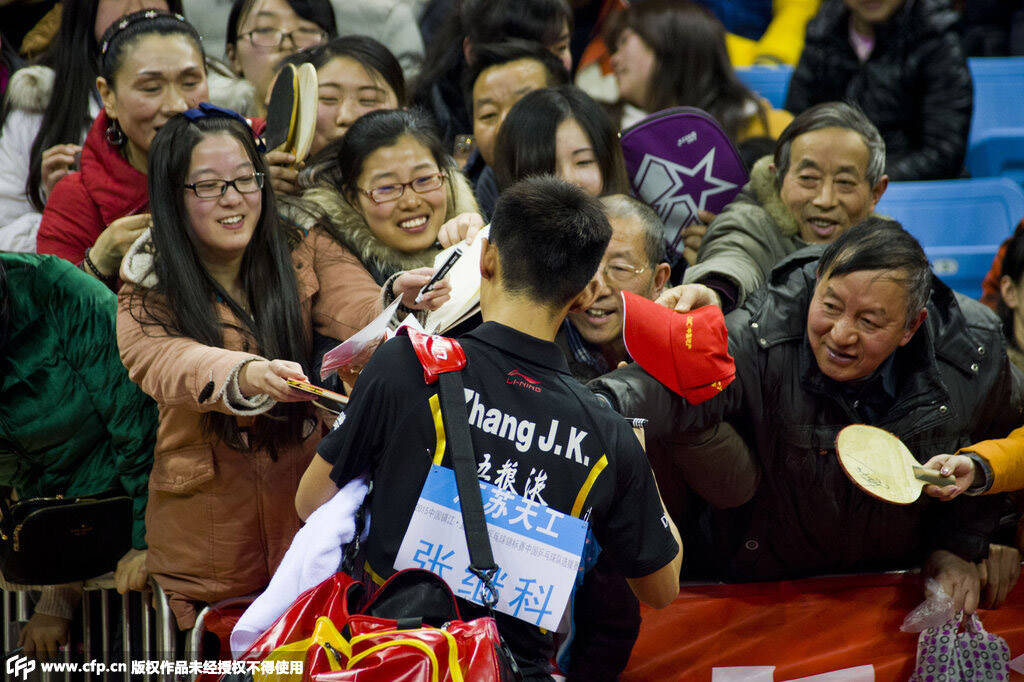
[785,0,972,181]
[591,249,1024,581]
[0,253,156,548]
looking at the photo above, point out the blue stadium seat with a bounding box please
[965,129,1024,185]
[968,57,1024,144]
[736,65,793,109]
[965,58,1024,183]
[875,177,1024,300]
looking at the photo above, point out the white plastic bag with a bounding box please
[901,579,955,633]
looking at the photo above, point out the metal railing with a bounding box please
[2,576,177,682]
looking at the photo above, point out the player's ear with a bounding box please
[479,238,497,281]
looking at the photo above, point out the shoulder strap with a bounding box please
[401,327,499,601]
[436,370,499,604]
[401,327,467,384]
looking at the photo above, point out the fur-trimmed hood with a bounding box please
[120,227,158,289]
[4,65,53,113]
[745,155,801,238]
[286,170,480,284]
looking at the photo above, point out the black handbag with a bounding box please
[0,492,132,584]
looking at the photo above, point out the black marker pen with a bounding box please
[415,245,463,303]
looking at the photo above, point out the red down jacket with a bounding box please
[37,111,147,269]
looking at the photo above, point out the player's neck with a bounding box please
[482,296,565,342]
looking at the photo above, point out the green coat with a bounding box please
[0,253,156,548]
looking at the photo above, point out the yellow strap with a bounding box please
[254,617,351,680]
[364,559,386,586]
[429,393,446,465]
[347,639,442,682]
[571,454,608,518]
[349,627,463,682]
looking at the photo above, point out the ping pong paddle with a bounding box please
[836,424,956,505]
[285,378,348,405]
[291,63,318,164]
[264,63,298,153]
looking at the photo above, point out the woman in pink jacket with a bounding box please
[114,104,446,629]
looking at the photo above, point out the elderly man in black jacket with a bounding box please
[592,218,1024,611]
[785,0,971,180]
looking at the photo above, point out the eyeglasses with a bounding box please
[359,172,446,204]
[242,27,327,50]
[601,261,648,287]
[184,172,265,198]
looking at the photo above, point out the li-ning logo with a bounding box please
[506,370,541,393]
[6,654,36,681]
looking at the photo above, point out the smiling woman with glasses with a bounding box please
[225,0,336,116]
[281,108,481,325]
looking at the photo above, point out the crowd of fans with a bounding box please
[1,0,1023,677]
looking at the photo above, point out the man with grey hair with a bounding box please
[675,101,889,314]
[557,194,752,680]
[592,218,1024,612]
[558,194,671,381]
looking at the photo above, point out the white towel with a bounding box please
[230,476,369,658]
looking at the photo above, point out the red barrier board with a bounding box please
[623,572,1024,681]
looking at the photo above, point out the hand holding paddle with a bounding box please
[835,424,957,504]
[262,62,317,196]
[265,150,299,195]
[919,453,980,500]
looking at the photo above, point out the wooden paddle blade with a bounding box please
[264,63,298,152]
[291,63,318,163]
[835,423,922,505]
[911,465,957,487]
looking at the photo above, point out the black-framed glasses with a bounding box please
[359,172,446,204]
[242,27,327,50]
[184,172,265,198]
[601,261,648,287]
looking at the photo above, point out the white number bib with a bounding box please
[394,464,587,632]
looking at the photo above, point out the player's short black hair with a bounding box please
[489,175,612,308]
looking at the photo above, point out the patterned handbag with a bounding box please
[910,612,1010,681]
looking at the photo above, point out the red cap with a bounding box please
[621,291,735,404]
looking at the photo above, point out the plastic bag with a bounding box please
[901,579,956,633]
[909,611,1010,681]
